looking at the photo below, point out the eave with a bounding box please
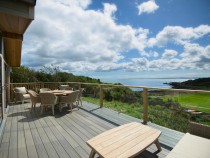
[0,0,36,67]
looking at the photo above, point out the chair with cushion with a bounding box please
[39,92,58,115]
[166,133,210,158]
[39,88,51,93]
[59,90,80,112]
[28,90,41,112]
[59,85,73,90]
[76,88,84,107]
[188,121,210,139]
[13,87,30,104]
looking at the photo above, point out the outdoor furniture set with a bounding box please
[13,86,83,115]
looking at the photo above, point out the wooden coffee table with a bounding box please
[86,122,161,158]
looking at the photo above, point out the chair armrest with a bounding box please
[14,92,24,101]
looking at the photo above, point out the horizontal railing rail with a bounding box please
[10,82,210,124]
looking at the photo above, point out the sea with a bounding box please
[100,78,195,89]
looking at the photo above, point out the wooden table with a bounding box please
[86,122,161,158]
[44,90,75,113]
[46,90,73,96]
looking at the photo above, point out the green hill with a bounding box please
[168,78,210,90]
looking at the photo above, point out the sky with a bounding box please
[22,0,210,81]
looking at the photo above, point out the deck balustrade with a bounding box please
[10,82,210,125]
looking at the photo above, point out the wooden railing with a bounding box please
[10,82,210,124]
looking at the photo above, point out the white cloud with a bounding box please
[148,51,159,57]
[137,0,159,15]
[182,44,210,70]
[148,25,210,47]
[103,3,117,17]
[194,25,210,36]
[204,45,210,57]
[132,57,148,66]
[23,0,149,72]
[56,0,92,9]
[121,43,210,71]
[180,43,204,58]
[22,0,210,73]
[162,49,178,59]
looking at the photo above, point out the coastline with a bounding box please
[165,77,210,90]
[100,77,193,89]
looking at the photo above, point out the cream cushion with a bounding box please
[14,87,27,94]
[23,94,30,99]
[166,133,210,158]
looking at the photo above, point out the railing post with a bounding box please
[100,85,103,108]
[7,66,10,103]
[10,83,14,101]
[41,82,44,88]
[78,83,81,89]
[143,88,148,124]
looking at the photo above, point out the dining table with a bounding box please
[46,90,74,96]
[46,89,76,112]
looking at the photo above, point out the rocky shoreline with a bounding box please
[165,77,210,90]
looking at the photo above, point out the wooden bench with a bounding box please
[166,133,210,158]
[86,122,161,158]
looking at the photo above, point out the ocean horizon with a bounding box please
[100,77,195,89]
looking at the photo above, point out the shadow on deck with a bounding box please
[0,101,184,158]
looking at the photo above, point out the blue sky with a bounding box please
[22,0,210,81]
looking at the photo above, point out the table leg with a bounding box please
[154,139,162,151]
[30,103,33,112]
[89,149,96,158]
[59,103,62,112]
[40,105,44,115]
[52,105,55,115]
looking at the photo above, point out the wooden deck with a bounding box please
[0,101,185,158]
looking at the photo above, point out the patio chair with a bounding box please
[28,90,41,112]
[39,88,51,93]
[166,133,210,158]
[76,88,84,107]
[13,87,30,104]
[188,121,210,139]
[59,85,73,90]
[59,90,80,112]
[39,92,58,115]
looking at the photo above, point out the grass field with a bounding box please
[82,97,143,119]
[82,97,192,132]
[165,93,210,113]
[83,95,210,127]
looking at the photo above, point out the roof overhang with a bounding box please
[0,0,36,67]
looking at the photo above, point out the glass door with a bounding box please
[0,56,2,125]
[0,35,8,126]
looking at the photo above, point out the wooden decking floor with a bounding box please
[0,101,184,158]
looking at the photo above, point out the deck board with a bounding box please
[17,131,28,158]
[9,105,18,158]
[31,128,49,158]
[37,127,59,158]
[0,101,185,158]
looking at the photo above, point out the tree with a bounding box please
[40,64,60,75]
[11,65,102,84]
[11,66,37,83]
[35,71,51,82]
